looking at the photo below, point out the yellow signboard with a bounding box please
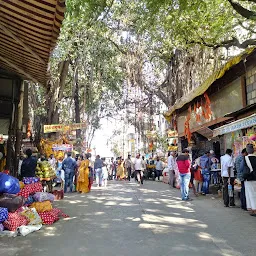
[44,123,86,133]
[44,124,63,133]
[167,130,178,138]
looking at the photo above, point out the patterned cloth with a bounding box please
[20,207,42,225]
[17,182,43,199]
[0,223,4,231]
[0,207,8,222]
[23,177,40,185]
[3,211,29,231]
[39,208,69,225]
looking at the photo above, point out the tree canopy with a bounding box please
[29,0,256,151]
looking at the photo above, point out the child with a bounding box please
[211,157,219,185]
[102,164,108,188]
[193,157,203,195]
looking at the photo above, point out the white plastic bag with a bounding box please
[17,224,42,236]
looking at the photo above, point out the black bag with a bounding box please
[243,156,256,181]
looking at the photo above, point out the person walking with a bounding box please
[116,158,126,180]
[94,155,103,187]
[236,148,247,210]
[110,157,115,180]
[134,154,143,185]
[168,151,177,187]
[77,154,90,193]
[243,144,256,216]
[176,148,192,201]
[62,152,77,193]
[155,157,163,181]
[221,149,235,207]
[200,151,211,195]
[142,156,146,174]
[125,154,133,181]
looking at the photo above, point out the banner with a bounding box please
[52,144,73,151]
[44,123,86,133]
[44,124,63,133]
[213,114,256,137]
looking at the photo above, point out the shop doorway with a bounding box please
[213,141,221,160]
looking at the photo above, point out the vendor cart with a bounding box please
[144,164,156,180]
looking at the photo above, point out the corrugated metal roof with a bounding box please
[0,0,66,85]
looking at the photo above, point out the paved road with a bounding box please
[1,180,256,256]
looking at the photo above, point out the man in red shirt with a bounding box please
[176,148,192,201]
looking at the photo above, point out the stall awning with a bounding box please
[164,47,256,121]
[0,0,66,85]
[178,117,232,138]
[213,114,256,137]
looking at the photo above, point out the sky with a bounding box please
[91,118,114,158]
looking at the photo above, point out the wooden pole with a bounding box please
[14,81,24,177]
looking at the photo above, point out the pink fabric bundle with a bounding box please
[39,208,69,225]
[17,182,43,199]
[3,211,29,231]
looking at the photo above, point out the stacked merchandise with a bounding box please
[35,161,56,179]
[0,173,68,237]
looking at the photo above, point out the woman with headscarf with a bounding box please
[243,144,256,216]
[77,154,90,193]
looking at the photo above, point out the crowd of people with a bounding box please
[19,145,256,217]
[172,144,256,217]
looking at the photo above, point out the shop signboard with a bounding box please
[213,114,256,137]
[44,124,63,133]
[52,144,73,151]
[44,123,86,133]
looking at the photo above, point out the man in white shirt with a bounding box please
[168,151,177,187]
[134,154,143,185]
[221,149,235,207]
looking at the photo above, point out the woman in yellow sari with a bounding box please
[77,155,90,193]
[116,158,126,180]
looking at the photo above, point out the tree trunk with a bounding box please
[73,64,81,138]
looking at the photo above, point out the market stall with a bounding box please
[0,172,68,237]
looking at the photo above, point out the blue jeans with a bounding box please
[156,170,162,180]
[212,172,218,185]
[202,172,210,194]
[95,168,102,185]
[64,169,75,193]
[179,173,191,200]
